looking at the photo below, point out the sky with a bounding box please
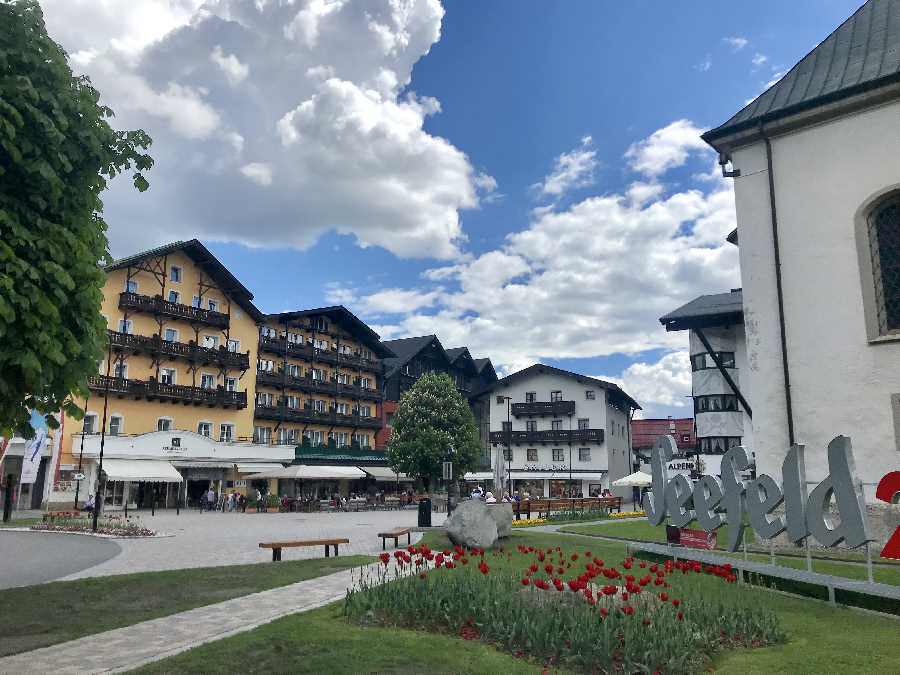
[39,0,864,419]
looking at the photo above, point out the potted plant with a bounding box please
[266,494,280,512]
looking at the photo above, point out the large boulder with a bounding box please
[445,499,498,549]
[486,502,513,538]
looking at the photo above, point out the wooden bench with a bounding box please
[259,538,349,561]
[377,527,412,549]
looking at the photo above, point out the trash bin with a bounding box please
[418,497,432,527]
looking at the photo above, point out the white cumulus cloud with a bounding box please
[625,120,709,178]
[211,46,249,85]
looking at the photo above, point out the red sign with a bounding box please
[679,528,717,550]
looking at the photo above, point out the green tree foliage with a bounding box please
[0,0,153,437]
[385,372,481,487]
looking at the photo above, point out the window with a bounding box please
[225,377,237,392]
[551,419,562,431]
[694,394,739,413]
[202,335,219,349]
[82,413,97,434]
[286,363,300,377]
[552,448,565,462]
[578,447,591,462]
[113,361,128,379]
[335,432,349,447]
[310,368,325,381]
[207,299,219,312]
[285,395,299,408]
[578,418,589,430]
[125,279,138,293]
[526,420,537,432]
[254,426,272,443]
[227,339,240,353]
[118,319,132,334]
[360,377,371,389]
[359,404,372,417]
[312,399,327,413]
[164,328,178,342]
[278,428,296,444]
[157,417,172,432]
[355,434,370,448]
[526,448,538,462]
[304,430,323,446]
[200,373,216,389]
[335,402,349,414]
[170,266,182,282]
[867,194,900,333]
[257,391,275,406]
[258,359,275,372]
[525,392,536,403]
[160,368,176,385]
[313,317,328,331]
[496,395,505,405]
[192,295,201,308]
[501,421,511,432]
[550,390,563,402]
[503,448,512,461]
[198,422,211,437]
[167,290,180,304]
[699,436,741,454]
[690,352,736,371]
[585,390,595,400]
[109,415,123,436]
[219,424,234,442]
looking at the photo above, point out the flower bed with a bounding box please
[511,518,547,527]
[31,516,156,537]
[609,510,645,519]
[345,542,783,673]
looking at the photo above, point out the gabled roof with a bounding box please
[268,306,394,357]
[445,347,479,375]
[382,335,447,378]
[660,290,743,332]
[474,357,493,374]
[486,363,641,411]
[631,418,696,452]
[704,0,900,150]
[105,239,264,321]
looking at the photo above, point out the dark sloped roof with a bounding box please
[473,357,492,373]
[704,0,900,147]
[382,335,445,378]
[268,306,394,357]
[485,363,641,411]
[660,289,743,332]
[105,239,264,321]
[445,347,468,362]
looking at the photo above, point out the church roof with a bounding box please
[660,289,743,332]
[704,0,900,148]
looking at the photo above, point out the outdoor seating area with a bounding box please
[258,538,349,561]
[512,496,622,520]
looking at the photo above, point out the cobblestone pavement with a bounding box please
[60,509,446,581]
[0,561,389,674]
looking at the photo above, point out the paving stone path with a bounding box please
[0,562,385,674]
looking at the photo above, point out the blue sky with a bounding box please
[43,0,863,417]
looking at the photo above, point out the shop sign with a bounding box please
[522,464,569,472]
[666,459,695,476]
[162,437,187,454]
[644,434,872,553]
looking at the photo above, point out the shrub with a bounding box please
[31,515,155,537]
[345,543,784,673]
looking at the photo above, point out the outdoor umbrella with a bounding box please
[612,470,653,487]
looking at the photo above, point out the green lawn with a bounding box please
[561,521,900,586]
[130,529,900,674]
[0,555,370,657]
[0,517,42,528]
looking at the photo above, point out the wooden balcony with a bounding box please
[257,335,381,371]
[107,330,250,370]
[254,404,382,429]
[255,370,382,401]
[489,428,604,445]
[511,400,576,417]
[88,375,247,409]
[119,292,229,329]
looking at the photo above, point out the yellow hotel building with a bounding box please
[51,239,391,510]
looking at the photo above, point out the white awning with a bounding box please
[236,463,282,474]
[362,466,413,481]
[101,459,183,483]
[463,472,494,481]
[613,470,652,487]
[245,465,367,480]
[170,461,234,469]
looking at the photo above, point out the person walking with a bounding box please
[206,486,216,513]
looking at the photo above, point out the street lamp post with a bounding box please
[92,340,113,533]
[501,396,512,494]
[568,414,573,510]
[73,391,89,509]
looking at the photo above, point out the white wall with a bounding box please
[731,99,900,497]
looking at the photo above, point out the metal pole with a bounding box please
[73,391,90,508]
[92,340,113,532]
[568,415,573,509]
[866,542,874,584]
[805,538,813,573]
[505,398,511,492]
[770,540,776,566]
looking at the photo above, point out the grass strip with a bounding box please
[0,555,371,657]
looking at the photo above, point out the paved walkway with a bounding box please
[0,531,121,589]
[0,561,385,674]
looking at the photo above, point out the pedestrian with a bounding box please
[256,488,263,512]
[206,486,216,512]
[239,493,247,513]
[485,491,497,503]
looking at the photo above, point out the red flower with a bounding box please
[557,566,565,575]
[460,557,469,565]
[622,592,629,601]
[622,560,633,570]
[407,545,416,553]
[544,564,554,575]
[677,611,684,621]
[621,605,635,616]
[379,552,390,565]
[445,561,455,569]
[521,577,531,586]
[599,607,609,617]
[594,558,604,567]
[419,572,427,579]
[529,563,539,573]
[659,592,669,602]
[639,562,647,569]
[642,617,652,626]
[570,553,579,561]
[585,550,592,557]
[567,579,580,592]
[478,562,490,575]
[672,599,680,607]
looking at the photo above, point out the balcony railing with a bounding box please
[489,428,604,445]
[119,292,229,329]
[254,404,382,429]
[256,370,382,401]
[88,374,247,409]
[511,401,576,417]
[108,330,249,370]
[257,335,381,371]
